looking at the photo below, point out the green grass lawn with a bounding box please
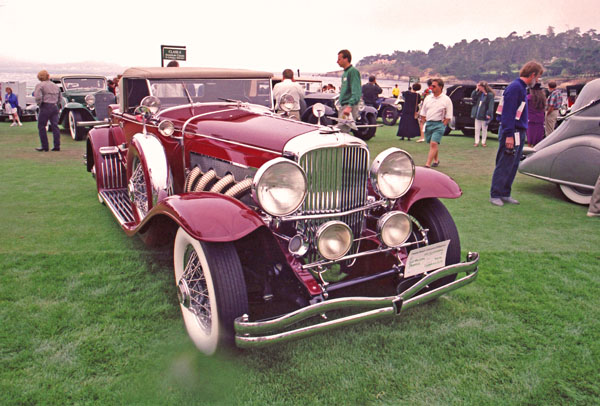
[1,121,598,406]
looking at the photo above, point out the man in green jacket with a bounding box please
[337,49,361,120]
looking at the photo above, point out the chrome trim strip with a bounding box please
[234,252,479,348]
[283,130,367,160]
[520,172,594,191]
[281,199,384,221]
[300,235,427,270]
[77,119,110,127]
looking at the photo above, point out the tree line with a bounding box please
[357,27,600,81]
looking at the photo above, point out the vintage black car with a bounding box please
[374,96,404,126]
[50,74,116,140]
[445,83,507,136]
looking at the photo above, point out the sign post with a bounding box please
[161,45,187,67]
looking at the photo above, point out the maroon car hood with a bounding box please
[163,105,317,153]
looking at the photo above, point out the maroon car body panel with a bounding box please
[128,193,266,242]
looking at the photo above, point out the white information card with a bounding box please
[404,240,451,278]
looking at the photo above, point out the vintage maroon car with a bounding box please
[86,67,479,354]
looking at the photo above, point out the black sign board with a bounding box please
[161,45,187,67]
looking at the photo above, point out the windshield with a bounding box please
[63,78,106,91]
[149,78,272,109]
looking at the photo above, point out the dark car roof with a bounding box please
[122,67,273,80]
[50,74,107,80]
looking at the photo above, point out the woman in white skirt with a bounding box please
[470,81,494,147]
[4,87,22,126]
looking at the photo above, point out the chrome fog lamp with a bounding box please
[316,221,353,261]
[370,148,415,199]
[279,94,295,112]
[158,120,176,137]
[252,158,307,217]
[140,95,161,114]
[377,211,412,247]
[85,94,95,108]
[288,234,309,257]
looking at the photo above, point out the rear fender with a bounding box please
[396,167,462,212]
[519,135,600,187]
[88,126,128,191]
[137,193,266,242]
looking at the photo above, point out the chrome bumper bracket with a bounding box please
[234,252,479,348]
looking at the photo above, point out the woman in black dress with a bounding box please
[396,83,421,140]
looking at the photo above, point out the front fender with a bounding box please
[128,133,173,212]
[139,193,266,242]
[397,167,462,211]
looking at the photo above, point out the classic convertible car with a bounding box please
[519,78,600,205]
[86,67,479,354]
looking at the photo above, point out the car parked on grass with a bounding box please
[50,74,116,140]
[273,77,380,140]
[85,66,479,355]
[519,78,600,205]
[374,96,404,126]
[445,83,507,136]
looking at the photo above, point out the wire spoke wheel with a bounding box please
[173,227,248,355]
[179,247,212,331]
[129,157,148,220]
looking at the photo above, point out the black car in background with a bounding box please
[445,83,507,136]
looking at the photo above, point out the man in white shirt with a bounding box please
[419,78,453,168]
[273,69,305,120]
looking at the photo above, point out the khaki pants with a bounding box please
[588,174,600,216]
[339,105,359,121]
[545,110,558,136]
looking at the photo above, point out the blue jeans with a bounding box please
[490,127,526,198]
[38,103,61,150]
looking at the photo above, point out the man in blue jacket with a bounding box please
[490,61,544,206]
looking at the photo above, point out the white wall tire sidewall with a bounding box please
[69,111,77,140]
[559,184,592,205]
[174,227,220,355]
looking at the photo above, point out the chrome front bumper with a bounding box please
[234,252,479,348]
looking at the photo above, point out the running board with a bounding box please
[100,189,135,225]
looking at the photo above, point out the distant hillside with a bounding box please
[0,58,124,77]
[355,27,600,83]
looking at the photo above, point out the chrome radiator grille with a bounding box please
[298,145,369,259]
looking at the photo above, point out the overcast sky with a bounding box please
[1,0,598,73]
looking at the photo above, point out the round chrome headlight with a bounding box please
[279,94,295,112]
[85,94,95,108]
[252,158,307,216]
[158,120,175,137]
[358,99,366,112]
[140,95,161,114]
[377,211,412,247]
[370,148,415,199]
[312,103,326,118]
[316,221,353,260]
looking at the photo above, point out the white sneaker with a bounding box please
[501,197,520,205]
[18,122,22,126]
[490,198,504,206]
[10,123,16,127]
